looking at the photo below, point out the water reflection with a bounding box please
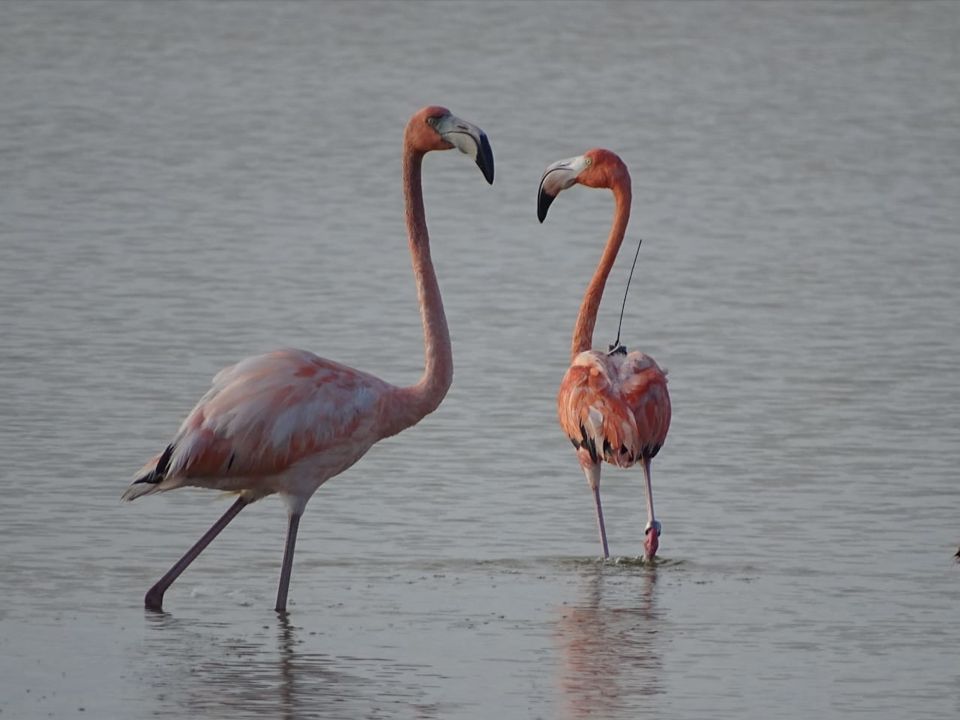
[554,565,663,719]
[138,611,431,720]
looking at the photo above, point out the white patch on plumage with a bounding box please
[585,406,605,448]
[269,403,304,449]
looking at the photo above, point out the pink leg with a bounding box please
[583,464,610,559]
[592,484,610,560]
[145,496,248,611]
[274,512,301,614]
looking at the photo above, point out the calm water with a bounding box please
[1,1,959,718]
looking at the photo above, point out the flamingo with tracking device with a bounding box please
[122,106,494,612]
[538,148,670,561]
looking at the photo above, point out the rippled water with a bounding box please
[2,1,958,718]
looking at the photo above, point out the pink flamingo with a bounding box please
[122,106,494,613]
[537,149,670,561]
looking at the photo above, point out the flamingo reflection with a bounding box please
[138,612,438,719]
[554,566,664,718]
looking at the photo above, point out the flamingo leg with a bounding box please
[641,457,657,530]
[641,457,660,561]
[145,496,249,611]
[583,464,610,559]
[592,484,611,560]
[274,512,302,614]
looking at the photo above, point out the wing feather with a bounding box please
[557,350,670,467]
[163,349,388,480]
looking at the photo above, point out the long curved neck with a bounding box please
[570,181,631,361]
[380,146,453,438]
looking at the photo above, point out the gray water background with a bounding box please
[1,1,958,718]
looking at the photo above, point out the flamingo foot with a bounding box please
[643,520,661,561]
[145,585,165,611]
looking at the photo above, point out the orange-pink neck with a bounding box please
[380,145,453,438]
[570,180,632,361]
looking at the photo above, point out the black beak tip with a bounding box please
[476,133,494,185]
[537,188,555,223]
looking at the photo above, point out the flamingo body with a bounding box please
[558,350,670,470]
[123,349,391,510]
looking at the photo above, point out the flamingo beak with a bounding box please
[537,154,590,222]
[435,113,495,185]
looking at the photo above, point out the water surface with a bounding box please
[1,1,959,718]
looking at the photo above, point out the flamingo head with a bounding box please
[537,148,630,222]
[407,106,494,184]
[643,520,661,561]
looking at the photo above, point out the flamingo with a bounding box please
[122,105,494,613]
[537,148,670,561]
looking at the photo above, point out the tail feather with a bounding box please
[120,481,159,502]
[121,443,174,502]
